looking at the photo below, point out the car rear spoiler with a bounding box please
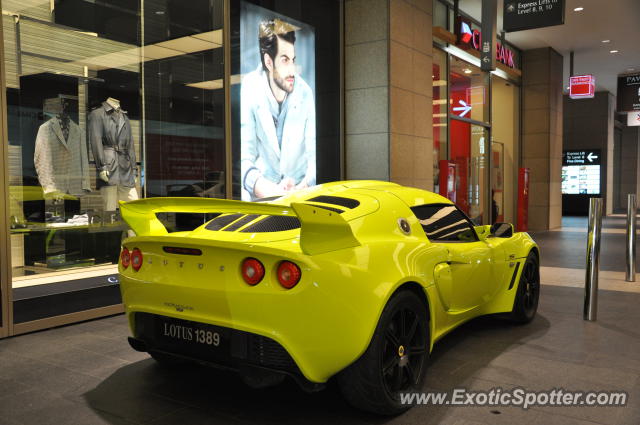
[119,197,361,256]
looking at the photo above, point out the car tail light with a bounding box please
[120,247,131,269]
[241,258,265,285]
[277,261,301,289]
[131,248,143,272]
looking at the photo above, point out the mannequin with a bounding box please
[88,97,139,211]
[34,97,91,201]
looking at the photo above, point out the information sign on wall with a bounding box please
[561,150,601,195]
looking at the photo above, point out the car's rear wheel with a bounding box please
[338,289,429,415]
[509,252,540,324]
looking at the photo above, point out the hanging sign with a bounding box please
[617,73,640,112]
[503,0,565,32]
[569,75,595,99]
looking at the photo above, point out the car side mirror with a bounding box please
[490,222,514,238]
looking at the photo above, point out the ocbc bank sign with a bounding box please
[457,20,516,69]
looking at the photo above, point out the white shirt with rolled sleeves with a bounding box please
[241,66,316,200]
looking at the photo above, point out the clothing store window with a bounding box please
[2,0,225,324]
[229,0,341,201]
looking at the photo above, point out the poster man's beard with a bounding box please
[273,69,295,93]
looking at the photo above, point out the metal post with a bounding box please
[584,198,602,321]
[626,194,637,282]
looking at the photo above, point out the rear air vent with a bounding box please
[240,215,301,233]
[223,214,260,231]
[205,214,243,231]
[306,195,360,209]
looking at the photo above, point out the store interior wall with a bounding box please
[491,76,519,224]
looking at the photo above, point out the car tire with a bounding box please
[338,289,429,415]
[509,252,540,324]
[149,350,189,368]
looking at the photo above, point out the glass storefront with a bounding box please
[0,0,341,333]
[431,48,521,225]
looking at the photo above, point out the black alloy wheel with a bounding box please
[338,289,429,415]
[381,306,428,397]
[510,252,540,324]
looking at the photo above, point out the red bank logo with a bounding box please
[458,22,516,69]
[460,22,473,44]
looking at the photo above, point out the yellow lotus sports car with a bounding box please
[119,181,540,415]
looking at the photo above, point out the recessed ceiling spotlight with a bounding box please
[610,50,619,53]
[463,68,472,74]
[602,39,611,43]
[573,7,584,11]
[155,10,165,15]
[629,68,636,72]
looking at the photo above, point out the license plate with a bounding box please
[153,316,230,358]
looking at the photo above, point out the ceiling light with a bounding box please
[610,50,619,53]
[463,68,472,74]
[602,39,610,43]
[573,7,584,11]
[628,68,636,72]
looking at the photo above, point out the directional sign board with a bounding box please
[562,150,601,195]
[503,0,565,32]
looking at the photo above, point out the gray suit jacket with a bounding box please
[34,117,91,196]
[88,102,136,188]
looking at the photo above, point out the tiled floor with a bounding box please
[1,284,639,425]
[530,216,638,272]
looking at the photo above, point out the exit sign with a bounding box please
[570,75,595,99]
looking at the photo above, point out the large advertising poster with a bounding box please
[239,1,316,201]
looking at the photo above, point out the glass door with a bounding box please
[449,56,490,224]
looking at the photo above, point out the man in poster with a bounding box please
[241,18,316,200]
